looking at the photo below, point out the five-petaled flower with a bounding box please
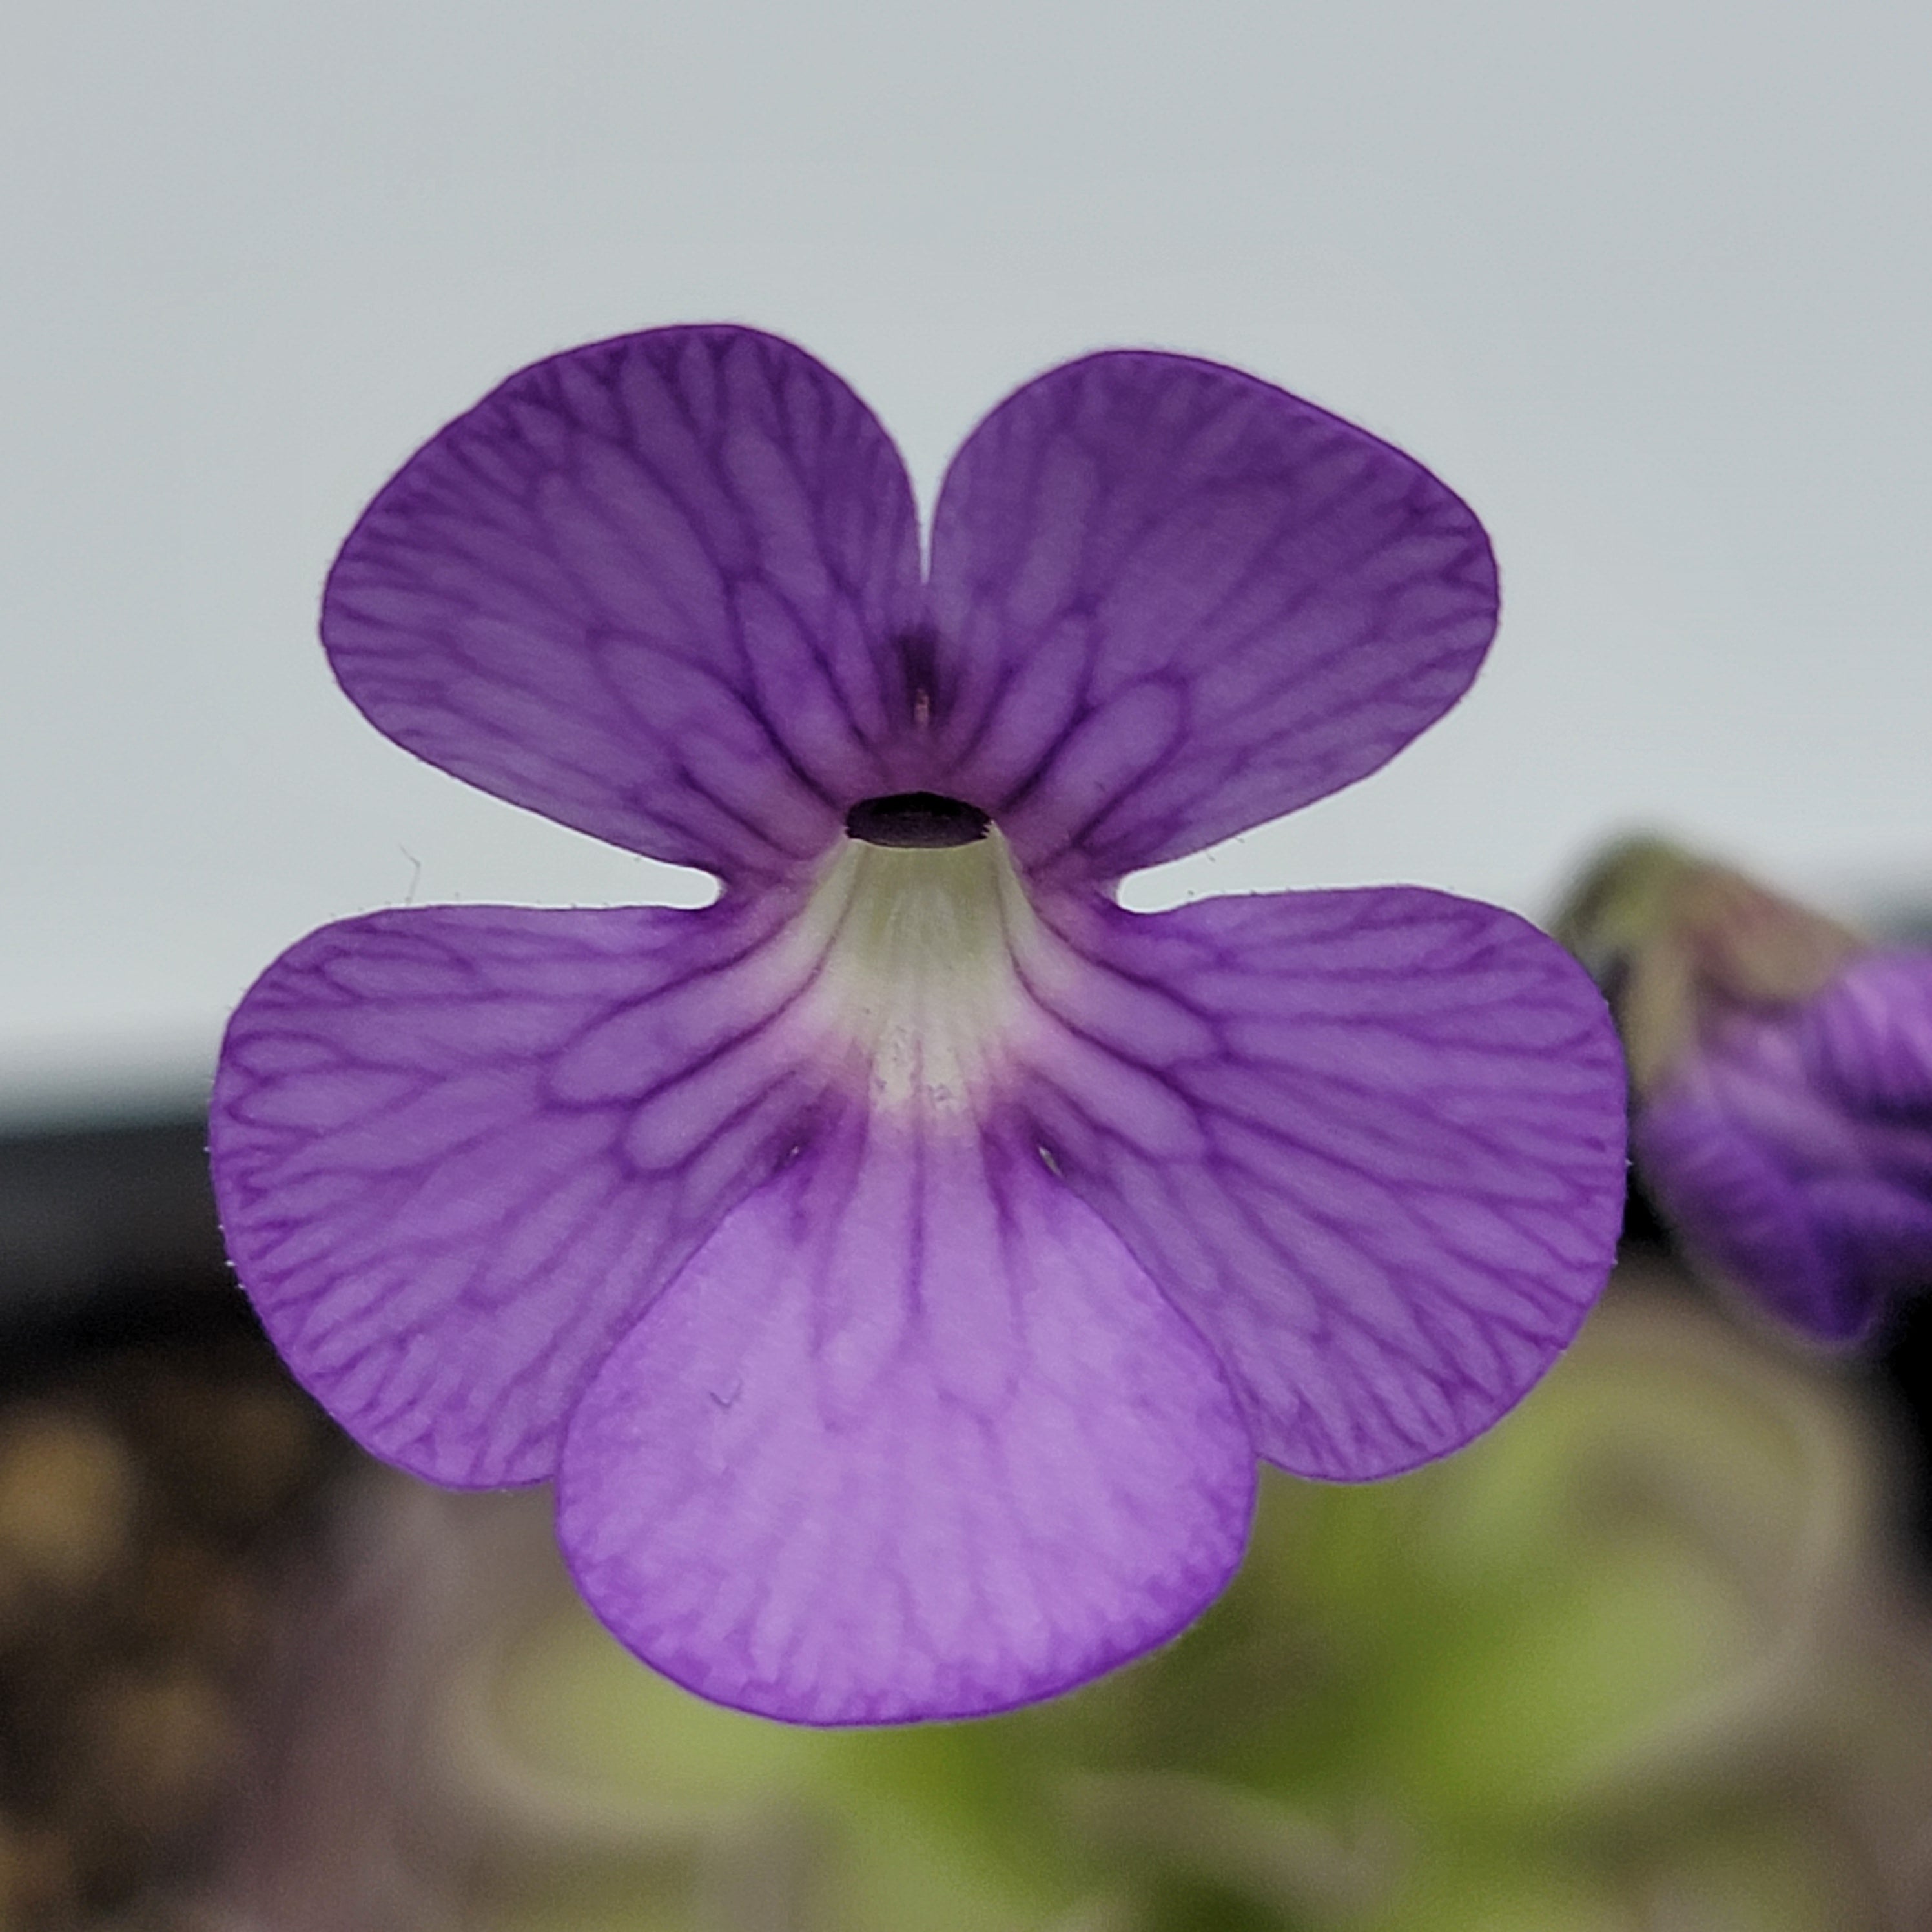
[209,327,1626,1725]
[1559,838,1932,1346]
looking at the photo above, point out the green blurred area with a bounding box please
[462,1277,1929,1932]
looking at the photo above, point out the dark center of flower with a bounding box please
[844,792,991,850]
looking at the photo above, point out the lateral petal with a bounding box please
[322,327,923,883]
[556,1113,1255,1725]
[209,896,835,1486]
[1014,885,1626,1478]
[923,353,1496,883]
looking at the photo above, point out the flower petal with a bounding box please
[1638,980,1932,1344]
[556,1113,1255,1724]
[209,896,838,1485]
[1634,1077,1880,1342]
[322,327,923,883]
[1012,887,1625,1479]
[1801,950,1932,1117]
[923,354,1496,883]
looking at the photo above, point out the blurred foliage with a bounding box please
[355,1271,1931,1932]
[6,1267,1929,1931]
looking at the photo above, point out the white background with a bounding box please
[4,0,1928,1122]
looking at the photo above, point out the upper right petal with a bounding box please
[923,353,1497,885]
[322,327,923,884]
[209,895,835,1487]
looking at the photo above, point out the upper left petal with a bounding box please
[322,327,922,883]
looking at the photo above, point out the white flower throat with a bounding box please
[789,812,1043,1120]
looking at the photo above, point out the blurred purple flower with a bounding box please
[1559,839,1932,1345]
[209,328,1625,1724]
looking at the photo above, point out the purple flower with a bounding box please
[1559,838,1932,1345]
[209,327,1626,1725]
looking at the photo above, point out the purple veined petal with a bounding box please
[323,327,924,885]
[556,1111,1255,1725]
[921,353,1497,885]
[1008,885,1626,1480]
[209,893,844,1486]
[1801,949,1932,1118]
